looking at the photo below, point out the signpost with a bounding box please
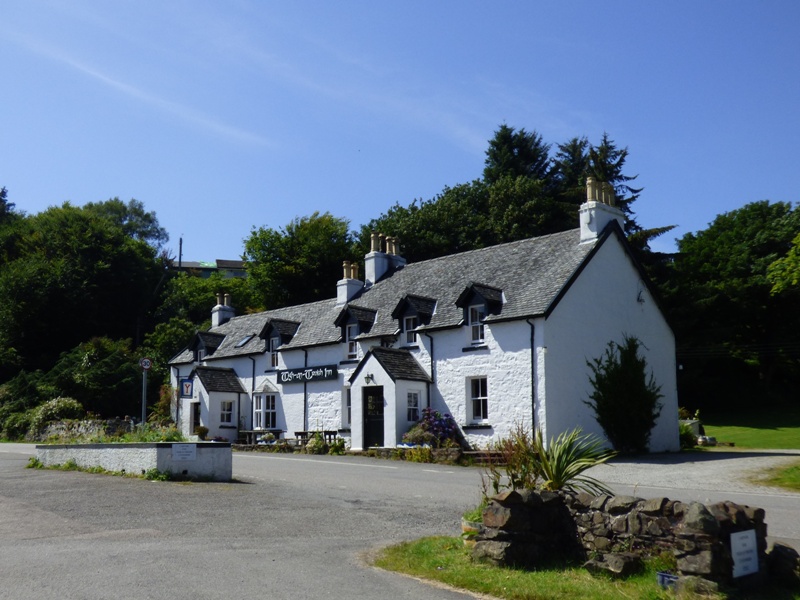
[139,357,152,425]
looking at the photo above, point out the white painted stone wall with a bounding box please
[36,443,233,481]
[539,236,679,452]
[431,320,533,449]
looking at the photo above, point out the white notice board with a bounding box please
[172,444,197,461]
[730,529,758,578]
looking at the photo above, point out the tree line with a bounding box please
[1,126,798,438]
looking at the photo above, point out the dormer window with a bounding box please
[469,304,486,344]
[403,315,419,345]
[391,295,436,347]
[269,336,280,368]
[346,323,359,359]
[456,283,503,347]
[334,304,376,361]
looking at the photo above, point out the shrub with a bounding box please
[305,431,328,455]
[402,407,458,448]
[328,437,347,455]
[585,335,663,454]
[29,397,85,436]
[679,422,697,450]
[483,424,615,497]
[2,409,35,440]
[194,426,208,440]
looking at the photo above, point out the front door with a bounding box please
[191,402,201,434]
[363,386,384,448]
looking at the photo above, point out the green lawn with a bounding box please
[702,405,800,449]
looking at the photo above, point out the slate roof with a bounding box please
[194,366,247,393]
[353,347,432,383]
[170,226,607,365]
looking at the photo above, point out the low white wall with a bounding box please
[36,443,232,482]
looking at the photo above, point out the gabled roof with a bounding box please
[350,347,432,384]
[171,225,621,364]
[194,366,246,393]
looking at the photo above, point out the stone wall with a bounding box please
[471,489,794,587]
[36,418,134,441]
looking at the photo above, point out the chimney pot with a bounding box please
[342,260,351,279]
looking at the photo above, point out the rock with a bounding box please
[768,542,800,586]
[606,495,641,514]
[471,540,511,566]
[584,552,641,577]
[493,489,524,504]
[674,575,719,596]
[677,550,714,576]
[640,497,668,515]
[682,502,720,534]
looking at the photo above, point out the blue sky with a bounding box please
[2,1,798,261]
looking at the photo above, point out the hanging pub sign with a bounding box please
[277,365,338,384]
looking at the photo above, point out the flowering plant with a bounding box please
[402,407,458,448]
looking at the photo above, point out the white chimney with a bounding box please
[364,232,406,287]
[337,261,363,306]
[579,177,625,243]
[211,292,235,327]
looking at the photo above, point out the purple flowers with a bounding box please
[402,407,457,447]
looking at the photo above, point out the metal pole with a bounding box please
[141,369,148,425]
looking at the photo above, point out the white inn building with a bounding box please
[169,182,680,452]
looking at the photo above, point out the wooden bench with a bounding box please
[293,430,338,446]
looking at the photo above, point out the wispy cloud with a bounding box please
[7,30,271,147]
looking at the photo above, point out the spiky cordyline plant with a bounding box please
[534,427,616,496]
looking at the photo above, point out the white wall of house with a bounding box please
[428,319,534,449]
[539,236,679,452]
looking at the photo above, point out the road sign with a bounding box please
[139,357,152,371]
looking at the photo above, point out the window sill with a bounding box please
[220,425,237,429]
[463,423,493,430]
[462,344,488,353]
[339,359,359,365]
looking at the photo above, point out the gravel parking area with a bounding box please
[588,448,800,495]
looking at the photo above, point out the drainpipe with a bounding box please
[247,356,257,432]
[527,319,536,430]
[423,332,435,384]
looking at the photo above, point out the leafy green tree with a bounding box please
[483,125,552,185]
[83,198,169,249]
[0,203,165,378]
[768,233,800,295]
[244,212,357,309]
[43,337,140,417]
[0,187,15,224]
[585,335,663,454]
[664,201,800,407]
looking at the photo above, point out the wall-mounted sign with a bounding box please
[277,365,338,384]
[180,378,193,398]
[172,443,197,461]
[731,529,758,578]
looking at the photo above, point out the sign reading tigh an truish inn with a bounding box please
[277,365,338,384]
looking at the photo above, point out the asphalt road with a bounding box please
[1,444,798,600]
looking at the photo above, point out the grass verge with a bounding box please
[758,461,800,492]
[26,456,202,481]
[702,406,800,450]
[372,536,800,600]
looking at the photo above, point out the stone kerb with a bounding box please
[472,489,789,588]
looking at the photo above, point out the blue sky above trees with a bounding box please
[1,1,798,261]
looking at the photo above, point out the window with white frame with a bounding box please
[404,315,419,345]
[407,390,420,422]
[253,394,276,429]
[469,304,485,344]
[220,400,233,424]
[269,336,280,368]
[346,323,359,359]
[253,395,264,429]
[469,377,488,422]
